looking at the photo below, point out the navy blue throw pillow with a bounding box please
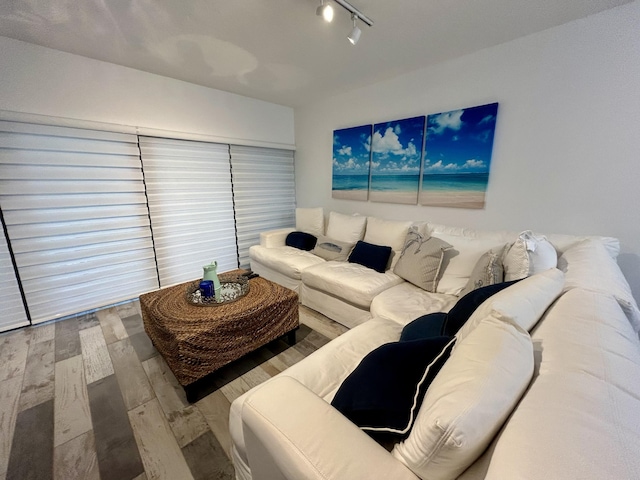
[400,312,448,342]
[331,336,455,441]
[442,279,522,336]
[348,241,392,273]
[285,231,317,251]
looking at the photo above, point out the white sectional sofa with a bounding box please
[233,210,640,479]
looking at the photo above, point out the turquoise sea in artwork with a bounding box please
[332,175,370,191]
[422,173,489,192]
[370,174,420,192]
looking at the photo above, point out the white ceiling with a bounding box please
[0,0,631,108]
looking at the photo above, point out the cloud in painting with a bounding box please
[370,116,425,176]
[423,158,487,173]
[428,110,464,135]
[337,145,352,156]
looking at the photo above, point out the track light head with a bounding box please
[347,14,361,45]
[316,1,334,23]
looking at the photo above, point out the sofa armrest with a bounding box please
[242,376,419,480]
[260,228,295,248]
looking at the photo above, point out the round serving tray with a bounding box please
[186,274,250,307]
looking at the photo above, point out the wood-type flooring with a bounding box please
[0,301,348,480]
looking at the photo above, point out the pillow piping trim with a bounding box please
[361,337,457,435]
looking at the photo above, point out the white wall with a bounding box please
[294,1,640,299]
[0,36,294,148]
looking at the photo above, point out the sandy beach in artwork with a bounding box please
[332,189,368,201]
[369,190,418,205]
[419,190,486,209]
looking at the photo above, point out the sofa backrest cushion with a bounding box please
[394,229,453,292]
[558,238,640,334]
[503,231,558,281]
[348,241,393,273]
[392,315,534,480]
[331,336,456,441]
[311,235,354,261]
[295,207,324,236]
[457,268,565,343]
[434,234,507,296]
[326,212,367,243]
[285,231,317,251]
[364,217,413,253]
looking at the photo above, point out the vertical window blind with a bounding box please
[230,146,295,268]
[0,223,28,332]
[0,121,159,324]
[139,136,238,287]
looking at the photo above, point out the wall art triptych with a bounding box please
[332,102,499,209]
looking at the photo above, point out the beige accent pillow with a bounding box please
[295,207,324,236]
[325,212,367,244]
[392,314,534,480]
[312,235,354,261]
[458,244,508,297]
[393,227,453,292]
[503,230,558,281]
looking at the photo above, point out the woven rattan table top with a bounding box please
[139,270,299,386]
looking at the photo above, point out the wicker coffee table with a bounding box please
[139,271,299,402]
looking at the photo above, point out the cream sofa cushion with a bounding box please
[302,261,404,309]
[296,207,324,236]
[370,283,458,326]
[364,217,413,252]
[326,212,367,243]
[558,238,640,334]
[249,245,325,280]
[434,233,506,296]
[457,268,565,342]
[392,314,534,480]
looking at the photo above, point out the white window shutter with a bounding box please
[230,146,295,268]
[0,121,159,324]
[139,136,238,287]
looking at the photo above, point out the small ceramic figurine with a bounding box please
[203,260,222,302]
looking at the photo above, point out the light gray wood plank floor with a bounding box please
[0,302,343,479]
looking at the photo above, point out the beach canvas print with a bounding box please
[370,116,425,205]
[332,125,372,201]
[420,103,499,209]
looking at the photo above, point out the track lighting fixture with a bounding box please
[316,0,334,23]
[347,13,362,45]
[316,0,373,45]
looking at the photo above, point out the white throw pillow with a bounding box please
[364,217,413,252]
[434,234,506,296]
[325,212,367,244]
[457,268,565,342]
[558,239,640,334]
[295,207,324,236]
[392,314,534,480]
[503,231,558,281]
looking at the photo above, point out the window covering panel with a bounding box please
[0,121,159,324]
[139,136,238,287]
[0,223,28,332]
[230,145,295,268]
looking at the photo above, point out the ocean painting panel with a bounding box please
[370,116,425,205]
[332,125,372,201]
[420,102,499,209]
